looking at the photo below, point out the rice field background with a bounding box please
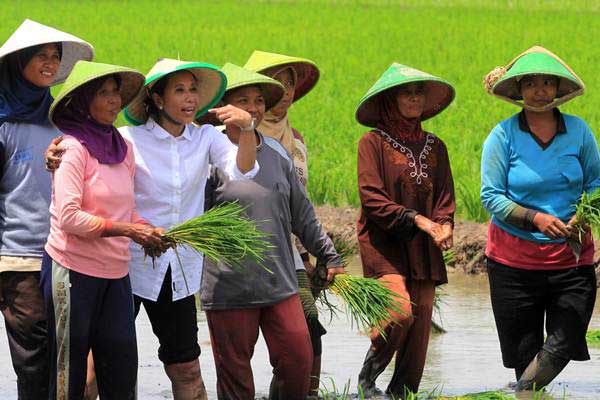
[3,0,599,222]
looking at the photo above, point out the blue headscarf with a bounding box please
[0,44,60,126]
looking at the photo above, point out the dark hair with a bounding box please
[144,69,198,121]
[517,74,559,93]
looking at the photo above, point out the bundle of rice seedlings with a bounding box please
[313,233,404,336]
[144,202,273,293]
[569,188,600,260]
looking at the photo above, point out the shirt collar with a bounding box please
[518,108,566,134]
[143,118,193,141]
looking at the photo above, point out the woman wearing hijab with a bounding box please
[355,63,456,398]
[199,63,344,400]
[244,50,327,396]
[45,58,258,399]
[0,19,93,399]
[42,60,164,400]
[481,46,599,390]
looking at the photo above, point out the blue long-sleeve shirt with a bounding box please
[481,111,600,243]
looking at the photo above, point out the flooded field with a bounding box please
[1,264,599,399]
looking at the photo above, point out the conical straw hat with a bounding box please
[356,63,455,127]
[196,63,284,126]
[124,58,226,125]
[49,61,144,128]
[0,19,94,85]
[244,50,319,103]
[484,46,585,111]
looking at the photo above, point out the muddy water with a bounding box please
[1,262,599,399]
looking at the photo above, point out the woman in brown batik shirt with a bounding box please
[355,63,456,398]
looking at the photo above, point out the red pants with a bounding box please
[205,294,313,400]
[369,274,435,393]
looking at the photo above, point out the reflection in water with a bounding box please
[2,259,596,399]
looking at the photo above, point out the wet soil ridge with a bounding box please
[314,206,600,280]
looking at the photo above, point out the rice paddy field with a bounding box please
[3,0,600,221]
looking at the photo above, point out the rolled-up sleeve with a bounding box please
[480,125,518,222]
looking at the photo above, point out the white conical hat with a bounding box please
[0,19,94,85]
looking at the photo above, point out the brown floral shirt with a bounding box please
[356,129,455,284]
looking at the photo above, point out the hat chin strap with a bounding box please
[495,88,584,113]
[160,108,183,126]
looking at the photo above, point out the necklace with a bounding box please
[375,129,435,184]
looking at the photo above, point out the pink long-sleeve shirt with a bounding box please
[45,136,144,279]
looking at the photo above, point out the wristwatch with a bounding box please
[240,118,256,132]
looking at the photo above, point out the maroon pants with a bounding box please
[205,294,313,400]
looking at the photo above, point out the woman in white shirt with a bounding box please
[48,58,258,400]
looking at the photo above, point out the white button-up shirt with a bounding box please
[119,119,259,301]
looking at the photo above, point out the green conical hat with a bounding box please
[356,63,455,127]
[124,58,226,125]
[244,50,319,103]
[197,63,284,126]
[484,46,585,111]
[49,61,144,128]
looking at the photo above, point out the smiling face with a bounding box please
[89,77,122,125]
[151,70,200,125]
[269,68,295,117]
[519,74,559,108]
[395,82,426,119]
[223,85,266,125]
[21,43,61,88]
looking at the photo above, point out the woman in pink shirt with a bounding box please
[41,61,164,400]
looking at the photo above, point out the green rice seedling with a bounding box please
[144,202,273,293]
[586,329,600,347]
[569,189,600,259]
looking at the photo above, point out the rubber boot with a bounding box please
[357,349,387,398]
[515,350,569,391]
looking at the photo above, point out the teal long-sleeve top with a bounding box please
[480,110,600,243]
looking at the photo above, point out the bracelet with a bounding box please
[240,118,256,132]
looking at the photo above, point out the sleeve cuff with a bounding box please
[231,160,260,180]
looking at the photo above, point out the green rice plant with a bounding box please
[586,329,600,347]
[573,189,600,236]
[144,202,273,293]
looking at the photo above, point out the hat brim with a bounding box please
[356,79,455,127]
[261,61,320,103]
[124,63,226,125]
[49,69,144,128]
[196,81,284,126]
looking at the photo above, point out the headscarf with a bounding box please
[258,66,297,154]
[376,88,425,142]
[53,75,128,164]
[0,44,60,125]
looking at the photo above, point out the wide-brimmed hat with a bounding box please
[196,63,284,126]
[484,46,585,111]
[124,58,226,125]
[49,61,144,128]
[244,50,319,103]
[355,63,455,127]
[0,19,94,85]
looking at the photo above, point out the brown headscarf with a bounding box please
[376,88,425,142]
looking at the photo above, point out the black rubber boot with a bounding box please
[357,349,388,398]
[515,350,569,391]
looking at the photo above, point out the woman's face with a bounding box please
[269,68,295,117]
[22,44,61,88]
[89,77,122,125]
[396,83,426,119]
[152,71,200,124]
[223,86,265,125]
[519,74,559,108]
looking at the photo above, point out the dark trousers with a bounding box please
[487,258,597,369]
[205,294,313,400]
[0,270,49,399]
[134,267,200,366]
[41,253,138,400]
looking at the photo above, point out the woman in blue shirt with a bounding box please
[481,46,600,391]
